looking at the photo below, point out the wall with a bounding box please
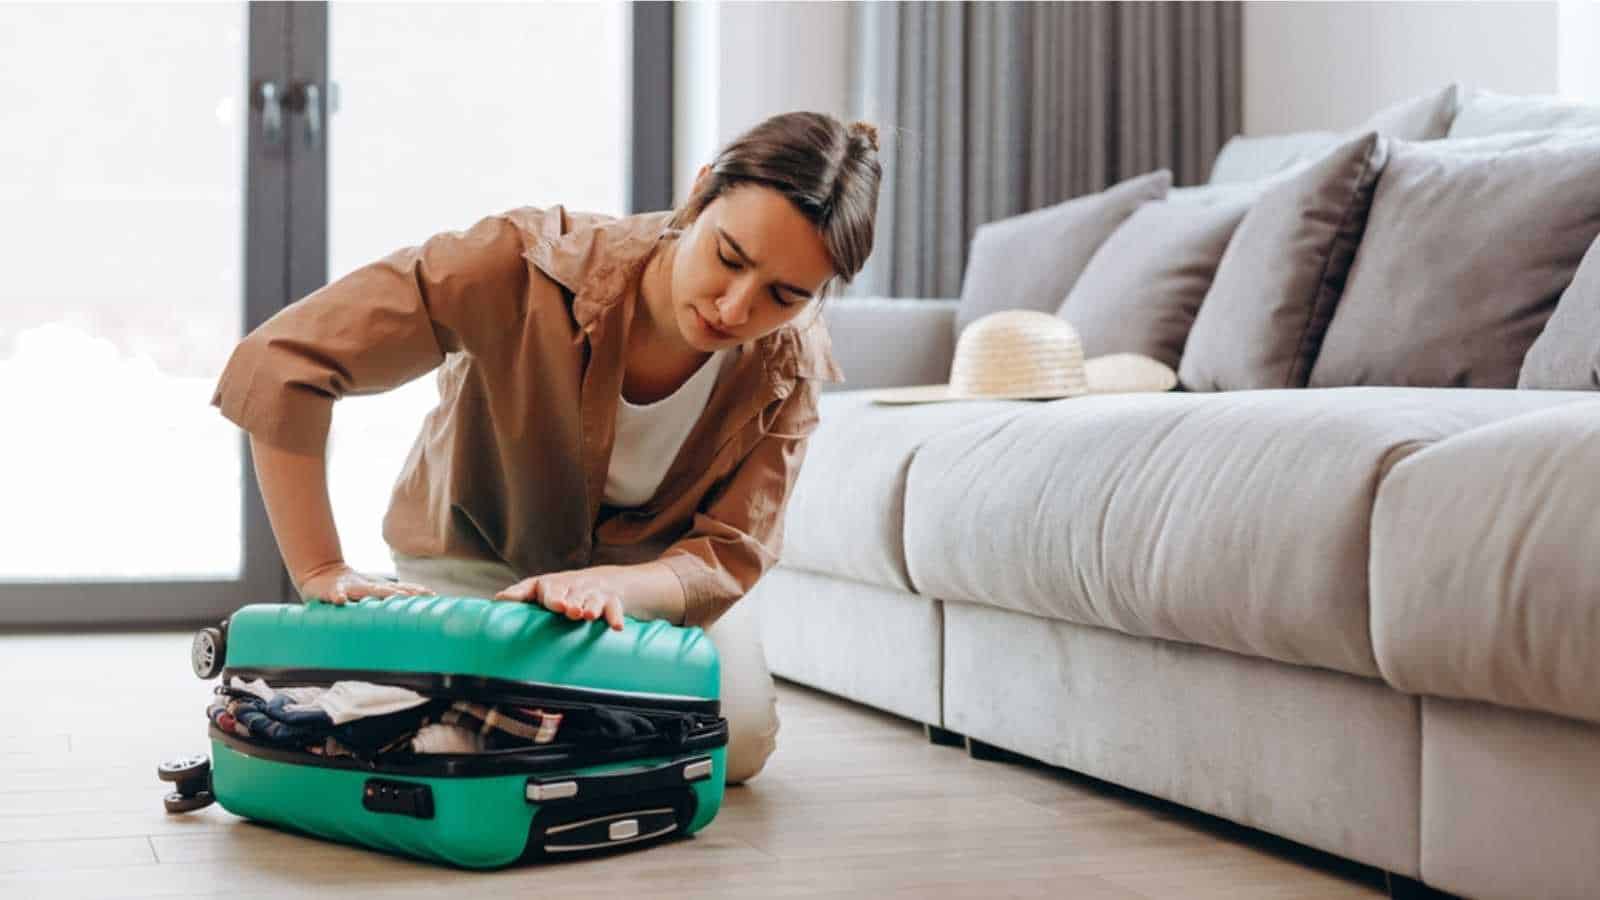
[672,1,854,204]
[1242,1,1562,134]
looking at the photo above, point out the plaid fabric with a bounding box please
[439,701,563,747]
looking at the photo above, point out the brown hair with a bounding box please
[666,111,883,301]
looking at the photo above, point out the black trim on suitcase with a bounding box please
[523,787,698,860]
[525,754,714,805]
[209,723,728,777]
[222,667,721,716]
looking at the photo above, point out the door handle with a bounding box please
[299,83,322,150]
[251,80,284,147]
[286,82,325,151]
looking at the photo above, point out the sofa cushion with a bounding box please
[1310,139,1600,388]
[781,390,1030,592]
[955,170,1171,335]
[1371,400,1600,724]
[1520,234,1600,390]
[1179,132,1389,391]
[902,387,1593,679]
[1056,198,1250,369]
[1447,88,1600,139]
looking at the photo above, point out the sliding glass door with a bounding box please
[0,1,671,626]
[0,2,285,626]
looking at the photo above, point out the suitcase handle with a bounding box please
[524,754,714,805]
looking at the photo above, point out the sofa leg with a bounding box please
[964,736,1033,765]
[1386,872,1454,899]
[924,724,964,747]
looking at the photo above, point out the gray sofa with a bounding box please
[750,88,1600,900]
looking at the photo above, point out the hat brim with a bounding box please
[867,353,1178,405]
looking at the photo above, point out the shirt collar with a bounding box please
[522,205,843,384]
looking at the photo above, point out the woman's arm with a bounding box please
[249,432,344,591]
[211,211,535,456]
[655,379,822,628]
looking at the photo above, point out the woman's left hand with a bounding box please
[494,566,627,631]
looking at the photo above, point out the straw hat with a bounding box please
[868,309,1177,404]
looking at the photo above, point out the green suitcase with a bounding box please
[183,595,728,869]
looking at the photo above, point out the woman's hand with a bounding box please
[297,562,435,606]
[493,566,629,631]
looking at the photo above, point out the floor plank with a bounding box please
[0,629,1390,899]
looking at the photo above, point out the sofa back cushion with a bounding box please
[1178,132,1390,391]
[956,170,1171,335]
[1448,88,1600,139]
[1057,199,1249,369]
[1520,234,1600,390]
[1310,139,1600,388]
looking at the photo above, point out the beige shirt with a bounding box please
[210,205,845,627]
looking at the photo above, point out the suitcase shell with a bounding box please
[206,595,727,869]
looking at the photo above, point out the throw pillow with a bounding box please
[1362,83,1460,141]
[1448,88,1600,139]
[1520,234,1600,390]
[1205,84,1455,186]
[1057,198,1250,370]
[1207,132,1341,185]
[955,170,1172,334]
[1178,131,1390,391]
[1310,139,1600,388]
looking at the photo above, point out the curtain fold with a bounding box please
[851,1,1242,300]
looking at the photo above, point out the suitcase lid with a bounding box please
[221,596,720,702]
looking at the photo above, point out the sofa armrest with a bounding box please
[819,297,957,391]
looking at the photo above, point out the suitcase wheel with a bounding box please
[157,754,211,784]
[173,774,211,798]
[163,790,215,814]
[190,627,225,680]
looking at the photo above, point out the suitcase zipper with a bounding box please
[211,668,728,776]
[223,666,720,716]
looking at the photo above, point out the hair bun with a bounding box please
[849,120,881,153]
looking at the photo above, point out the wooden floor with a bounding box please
[0,630,1391,899]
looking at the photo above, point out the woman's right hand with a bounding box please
[296,562,436,606]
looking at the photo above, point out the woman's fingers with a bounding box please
[488,576,623,631]
[561,586,586,620]
[494,577,539,603]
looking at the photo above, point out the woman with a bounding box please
[211,111,882,783]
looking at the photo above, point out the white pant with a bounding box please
[389,551,779,785]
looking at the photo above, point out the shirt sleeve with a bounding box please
[210,211,533,454]
[656,378,823,629]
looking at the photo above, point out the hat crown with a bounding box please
[949,310,1089,399]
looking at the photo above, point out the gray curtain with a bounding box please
[851,1,1242,300]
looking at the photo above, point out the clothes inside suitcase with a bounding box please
[179,596,730,869]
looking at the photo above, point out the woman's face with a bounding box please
[668,183,836,353]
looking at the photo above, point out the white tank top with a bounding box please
[603,349,732,508]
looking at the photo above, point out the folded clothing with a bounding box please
[207,677,569,759]
[226,676,431,725]
[208,690,449,759]
[439,701,563,750]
